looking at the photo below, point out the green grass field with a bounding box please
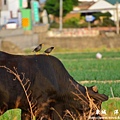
[0,51,120,119]
[55,51,120,81]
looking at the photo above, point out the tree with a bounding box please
[44,0,73,17]
[72,0,78,6]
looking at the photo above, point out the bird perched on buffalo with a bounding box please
[33,43,43,54]
[44,47,54,55]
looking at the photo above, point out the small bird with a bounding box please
[44,47,54,55]
[33,44,43,54]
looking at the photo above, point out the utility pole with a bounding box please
[59,0,63,31]
[116,2,119,34]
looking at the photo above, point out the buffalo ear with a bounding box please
[92,86,98,93]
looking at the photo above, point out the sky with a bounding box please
[39,0,46,3]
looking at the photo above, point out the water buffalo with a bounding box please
[0,51,108,120]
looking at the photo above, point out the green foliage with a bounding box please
[102,18,115,26]
[64,17,80,27]
[44,0,59,17]
[50,22,59,28]
[83,82,120,97]
[102,99,120,116]
[55,52,120,81]
[72,0,78,6]
[63,0,73,16]
[50,22,88,28]
[50,18,89,28]
[91,12,115,27]
[93,12,112,20]
[44,0,73,17]
[65,17,79,24]
[0,109,21,120]
[55,51,120,98]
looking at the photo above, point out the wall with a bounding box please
[0,11,10,25]
[47,28,99,37]
[0,25,120,54]
[42,35,120,51]
[0,24,49,53]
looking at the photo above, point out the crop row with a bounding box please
[82,82,120,98]
[55,52,120,81]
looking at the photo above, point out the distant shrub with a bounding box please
[50,22,59,28]
[93,12,115,27]
[65,17,79,25]
[101,18,116,27]
[93,12,111,20]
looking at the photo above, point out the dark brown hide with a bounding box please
[0,51,108,120]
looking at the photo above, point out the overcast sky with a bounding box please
[39,0,46,3]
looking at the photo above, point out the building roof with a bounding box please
[78,1,95,10]
[89,0,115,10]
[71,0,116,14]
[106,0,120,5]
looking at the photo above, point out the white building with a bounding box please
[0,0,19,25]
[8,0,19,18]
[88,0,118,22]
